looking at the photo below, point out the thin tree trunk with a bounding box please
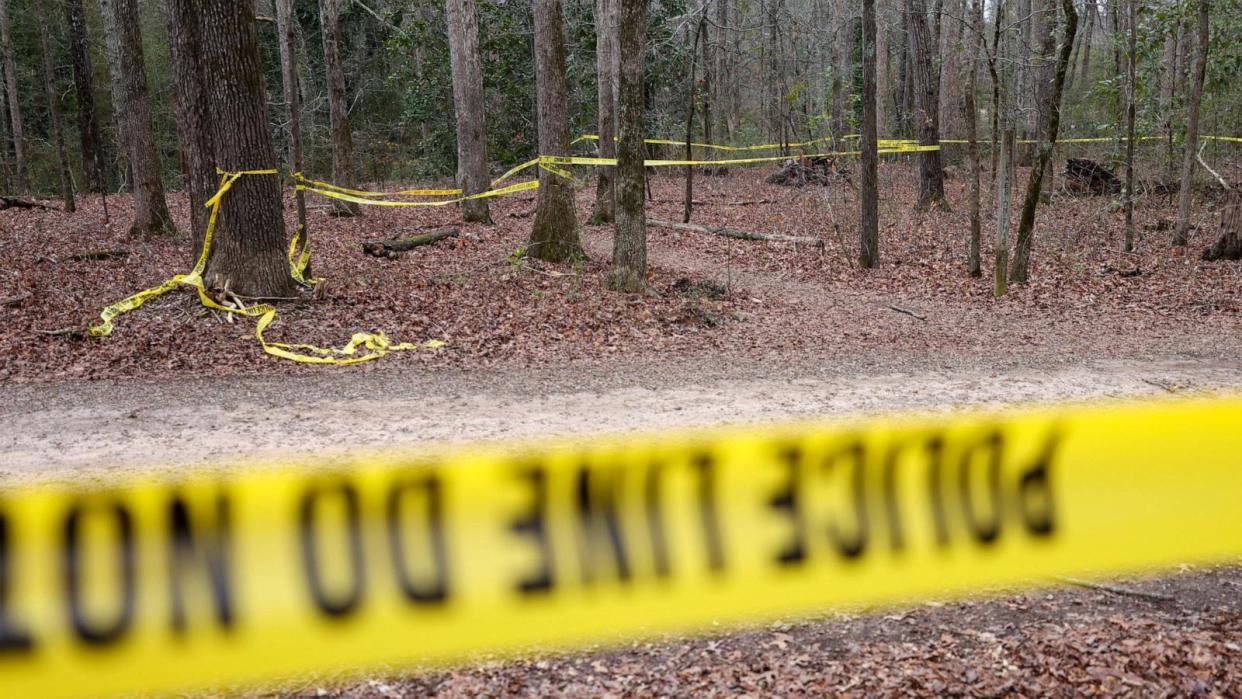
[39,18,75,212]
[994,0,1014,297]
[861,0,880,268]
[275,0,311,275]
[447,0,492,223]
[529,0,582,262]
[876,0,890,136]
[0,0,26,192]
[1009,0,1078,282]
[966,0,983,276]
[683,12,705,224]
[1122,0,1136,251]
[609,0,649,292]
[1079,0,1094,87]
[100,0,175,237]
[938,0,963,140]
[65,0,105,196]
[590,0,618,224]
[320,0,361,217]
[198,0,294,298]
[905,0,950,210]
[1161,21,1179,185]
[168,0,219,257]
[1173,0,1209,247]
[713,0,729,140]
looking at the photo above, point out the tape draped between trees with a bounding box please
[0,396,1239,698]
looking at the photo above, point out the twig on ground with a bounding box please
[889,305,927,321]
[1054,576,1175,602]
[1,292,31,308]
[647,218,824,247]
[1141,377,1180,393]
[37,326,86,338]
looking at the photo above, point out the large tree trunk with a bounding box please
[876,0,890,136]
[904,0,949,210]
[100,0,175,238]
[590,0,618,224]
[275,0,311,276]
[1009,0,1078,283]
[38,18,75,212]
[528,0,582,262]
[0,0,27,192]
[65,0,106,196]
[1202,194,1241,262]
[447,0,492,224]
[609,0,648,292]
[167,0,218,257]
[860,0,880,269]
[320,0,361,217]
[198,0,295,298]
[994,0,1015,297]
[1173,0,1209,247]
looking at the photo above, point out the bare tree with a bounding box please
[994,0,1016,297]
[1173,0,1209,247]
[528,0,583,262]
[64,0,105,197]
[1122,0,1136,251]
[198,0,295,298]
[100,0,175,237]
[38,17,74,212]
[0,0,26,192]
[320,0,361,216]
[167,0,218,256]
[447,0,492,223]
[590,0,618,224]
[609,0,648,292]
[275,0,311,275]
[965,0,983,276]
[860,0,880,268]
[904,0,950,210]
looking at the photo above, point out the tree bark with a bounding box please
[1202,194,1241,262]
[590,0,618,224]
[683,12,705,224]
[38,17,75,212]
[904,0,950,210]
[861,0,880,268]
[1173,0,1209,247]
[1009,0,1078,283]
[198,0,295,298]
[965,0,983,276]
[0,0,27,192]
[528,0,582,262]
[447,0,492,223]
[1122,0,1136,251]
[609,0,648,292]
[100,0,175,238]
[275,0,311,276]
[320,0,361,217]
[64,0,105,196]
[167,0,218,257]
[1079,0,1094,87]
[876,0,890,136]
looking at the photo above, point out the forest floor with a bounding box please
[1,159,1240,695]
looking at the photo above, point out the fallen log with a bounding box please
[0,196,54,211]
[361,227,460,259]
[647,218,824,248]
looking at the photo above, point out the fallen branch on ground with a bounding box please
[889,305,927,321]
[0,196,54,211]
[37,326,86,339]
[647,219,824,247]
[1054,576,1175,602]
[361,227,460,259]
[1,292,31,308]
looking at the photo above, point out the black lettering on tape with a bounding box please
[0,510,34,652]
[926,436,951,547]
[880,440,907,553]
[825,440,868,559]
[770,446,806,565]
[692,452,726,573]
[958,431,1004,544]
[1016,430,1059,536]
[168,492,234,633]
[644,464,671,578]
[575,466,631,584]
[509,467,554,594]
[299,482,365,617]
[63,500,136,645]
[386,475,449,604]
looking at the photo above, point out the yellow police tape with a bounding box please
[0,396,1238,698]
[571,133,923,152]
[90,169,444,364]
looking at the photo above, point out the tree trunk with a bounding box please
[0,0,26,192]
[446,0,492,224]
[320,0,361,217]
[938,0,963,140]
[528,0,582,262]
[590,0,618,224]
[1161,21,1179,185]
[683,12,705,224]
[1122,0,1136,251]
[100,0,175,238]
[198,0,295,298]
[904,0,949,210]
[965,0,982,276]
[1009,0,1078,283]
[876,0,890,136]
[713,0,729,141]
[1173,0,1209,247]
[860,0,880,268]
[994,0,1015,297]
[1079,0,1094,87]
[38,18,75,212]
[609,0,649,292]
[65,0,105,196]
[275,0,311,276]
[167,0,218,257]
[1202,194,1241,262]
